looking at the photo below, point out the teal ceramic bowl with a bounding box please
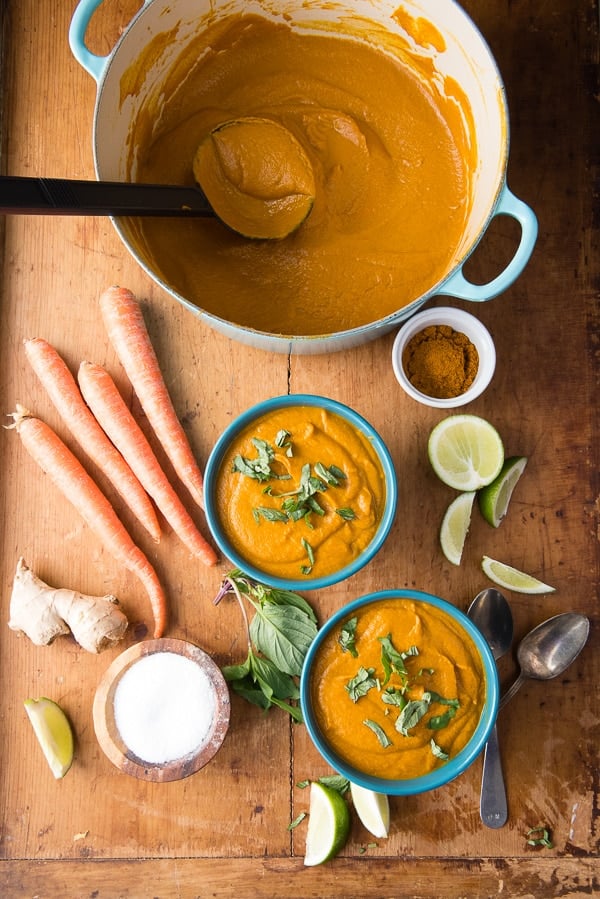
[300,589,499,795]
[203,394,397,591]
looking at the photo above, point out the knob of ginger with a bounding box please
[9,557,128,653]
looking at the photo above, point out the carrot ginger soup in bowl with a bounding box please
[203,396,397,589]
[300,590,498,795]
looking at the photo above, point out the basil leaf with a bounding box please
[346,666,377,702]
[381,687,407,709]
[314,462,345,486]
[250,653,300,701]
[328,464,346,480]
[363,719,392,748]
[379,634,417,686]
[263,587,318,623]
[269,695,304,722]
[249,600,318,677]
[318,775,350,794]
[430,738,449,760]
[275,429,292,449]
[288,812,306,830]
[336,507,356,520]
[253,506,289,523]
[526,826,553,848]
[339,616,358,657]
[229,676,271,710]
[428,706,457,730]
[396,698,430,735]
[426,692,460,708]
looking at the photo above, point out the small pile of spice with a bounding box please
[402,324,479,399]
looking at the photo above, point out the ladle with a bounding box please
[0,118,315,239]
[467,588,513,829]
[500,611,590,710]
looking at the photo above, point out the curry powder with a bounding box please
[403,324,479,399]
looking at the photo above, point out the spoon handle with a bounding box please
[499,672,525,709]
[479,723,508,828]
[0,175,214,217]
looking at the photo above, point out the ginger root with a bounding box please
[9,557,128,653]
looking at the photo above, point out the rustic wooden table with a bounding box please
[0,1,598,896]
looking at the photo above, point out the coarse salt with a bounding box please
[113,652,216,764]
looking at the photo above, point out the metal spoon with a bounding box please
[467,588,513,829]
[500,611,590,710]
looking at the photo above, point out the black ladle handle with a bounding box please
[0,175,215,217]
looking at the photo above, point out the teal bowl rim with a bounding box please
[299,589,500,795]
[203,394,398,591]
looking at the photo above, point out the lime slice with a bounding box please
[304,781,351,866]
[428,414,504,491]
[481,556,556,594]
[24,697,74,779]
[439,491,476,566]
[349,782,390,839]
[478,456,528,527]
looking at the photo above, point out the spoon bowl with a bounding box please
[468,588,513,661]
[500,611,590,709]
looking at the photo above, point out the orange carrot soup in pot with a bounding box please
[123,12,473,336]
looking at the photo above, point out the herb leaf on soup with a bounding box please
[363,719,392,748]
[346,667,378,702]
[338,616,359,657]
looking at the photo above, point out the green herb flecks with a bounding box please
[346,666,378,702]
[287,812,306,830]
[339,616,359,657]
[430,739,449,760]
[215,570,318,722]
[300,538,314,575]
[363,719,392,748]
[232,438,291,483]
[233,431,356,575]
[379,635,418,687]
[526,826,553,849]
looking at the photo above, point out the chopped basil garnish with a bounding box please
[430,739,449,760]
[526,826,553,848]
[339,616,359,657]
[252,506,289,523]
[346,666,377,702]
[363,719,392,747]
[336,507,356,520]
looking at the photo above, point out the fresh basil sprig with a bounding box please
[214,570,318,722]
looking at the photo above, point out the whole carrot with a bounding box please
[23,337,161,544]
[78,361,217,567]
[7,406,168,638]
[99,286,205,509]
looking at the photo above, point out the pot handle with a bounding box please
[440,184,538,302]
[69,0,151,82]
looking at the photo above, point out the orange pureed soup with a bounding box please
[214,405,386,580]
[124,12,472,335]
[310,598,486,779]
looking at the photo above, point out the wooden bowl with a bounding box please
[93,638,230,782]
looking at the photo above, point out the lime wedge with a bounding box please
[481,556,556,594]
[24,697,74,779]
[304,781,351,866]
[478,456,528,527]
[428,414,504,491]
[349,782,390,839]
[439,491,476,566]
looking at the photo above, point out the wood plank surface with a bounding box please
[0,0,598,896]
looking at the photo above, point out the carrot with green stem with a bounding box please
[78,361,217,567]
[100,285,205,509]
[6,405,168,638]
[23,337,161,544]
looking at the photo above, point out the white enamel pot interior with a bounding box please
[69,0,538,355]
